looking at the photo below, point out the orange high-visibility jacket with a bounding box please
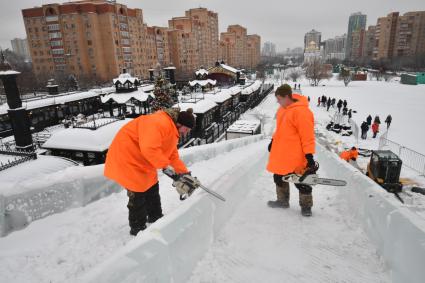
[104,110,188,192]
[267,94,315,175]
[340,149,359,162]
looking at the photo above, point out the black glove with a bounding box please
[305,154,318,173]
[268,139,273,152]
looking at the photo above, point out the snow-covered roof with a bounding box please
[101,88,155,104]
[227,86,242,96]
[220,63,239,74]
[0,70,20,76]
[42,118,131,152]
[0,87,115,115]
[195,69,209,76]
[0,155,77,189]
[227,119,261,133]
[241,81,262,95]
[189,79,217,87]
[164,66,176,70]
[173,99,217,114]
[202,89,232,104]
[113,73,139,85]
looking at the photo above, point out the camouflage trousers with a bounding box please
[273,174,313,208]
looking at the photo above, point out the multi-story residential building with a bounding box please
[323,35,346,61]
[262,41,276,57]
[350,29,365,60]
[373,12,399,60]
[219,25,260,70]
[22,0,147,82]
[362,25,376,59]
[10,38,31,61]
[394,11,425,57]
[345,12,367,59]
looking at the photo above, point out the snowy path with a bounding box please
[189,153,390,283]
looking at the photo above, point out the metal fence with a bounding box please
[379,132,425,176]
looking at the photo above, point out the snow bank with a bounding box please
[81,141,268,283]
[316,144,425,283]
[0,134,264,237]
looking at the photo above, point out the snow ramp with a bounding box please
[82,138,425,283]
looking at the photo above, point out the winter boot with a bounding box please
[268,183,290,208]
[130,224,147,236]
[301,207,312,217]
[299,193,313,217]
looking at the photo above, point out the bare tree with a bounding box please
[383,72,395,82]
[303,58,332,86]
[289,69,302,82]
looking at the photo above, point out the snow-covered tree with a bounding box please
[289,69,302,82]
[338,67,352,87]
[151,76,174,112]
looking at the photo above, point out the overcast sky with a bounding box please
[1,0,424,51]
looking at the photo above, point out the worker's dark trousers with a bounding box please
[273,174,313,207]
[127,182,163,230]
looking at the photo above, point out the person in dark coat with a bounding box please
[366,115,372,126]
[348,109,352,120]
[374,116,381,124]
[326,99,331,111]
[343,100,347,109]
[385,115,392,129]
[298,84,301,89]
[321,95,327,107]
[342,107,348,115]
[331,98,336,107]
[337,100,343,113]
[361,121,369,139]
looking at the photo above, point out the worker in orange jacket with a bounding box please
[267,84,317,217]
[104,108,195,236]
[340,147,359,162]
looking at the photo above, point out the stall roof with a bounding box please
[173,99,217,114]
[241,80,262,95]
[113,73,138,85]
[42,118,131,152]
[189,79,216,87]
[101,88,155,104]
[195,69,209,76]
[227,119,261,133]
[0,87,115,115]
[220,63,239,74]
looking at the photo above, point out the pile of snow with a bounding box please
[227,119,260,134]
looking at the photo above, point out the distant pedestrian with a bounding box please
[298,84,301,89]
[308,96,311,102]
[317,97,321,107]
[342,107,348,115]
[361,121,369,139]
[385,115,392,129]
[294,83,297,90]
[374,116,381,125]
[337,100,343,113]
[326,99,331,111]
[348,109,352,120]
[366,115,372,126]
[343,100,347,109]
[372,122,379,138]
[331,98,336,107]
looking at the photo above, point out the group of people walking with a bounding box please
[317,96,353,119]
[360,114,392,139]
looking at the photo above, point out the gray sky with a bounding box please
[1,0,424,51]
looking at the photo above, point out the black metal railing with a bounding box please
[0,150,37,172]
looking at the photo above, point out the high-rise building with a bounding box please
[394,11,425,57]
[247,34,261,69]
[304,29,321,51]
[262,41,276,57]
[324,35,346,61]
[373,12,399,60]
[168,8,219,77]
[350,29,365,60]
[22,1,148,82]
[362,25,376,59]
[219,25,261,70]
[10,38,31,61]
[345,12,367,59]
